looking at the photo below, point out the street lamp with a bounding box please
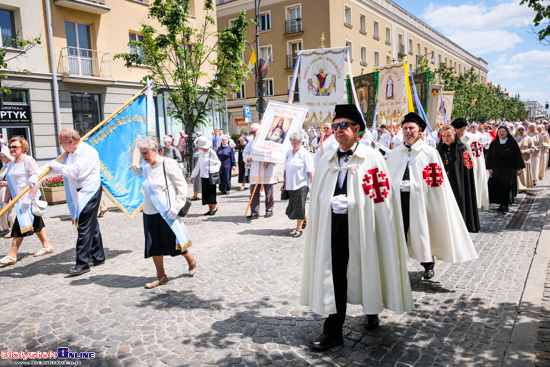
[415,51,434,73]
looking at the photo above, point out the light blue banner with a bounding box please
[86,93,148,218]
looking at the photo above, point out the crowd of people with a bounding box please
[0,105,548,352]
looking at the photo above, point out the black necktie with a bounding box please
[337,149,354,158]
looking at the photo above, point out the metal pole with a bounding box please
[255,0,264,121]
[44,0,62,155]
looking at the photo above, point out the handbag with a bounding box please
[31,198,48,217]
[163,160,192,217]
[281,189,289,200]
[208,151,221,185]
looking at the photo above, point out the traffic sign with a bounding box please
[244,105,251,122]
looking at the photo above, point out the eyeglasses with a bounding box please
[332,122,358,131]
[9,146,20,150]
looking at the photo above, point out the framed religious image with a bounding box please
[250,101,308,163]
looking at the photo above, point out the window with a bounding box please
[286,6,302,33]
[386,55,391,65]
[344,6,352,26]
[385,27,391,45]
[373,20,379,39]
[359,14,366,33]
[259,45,272,63]
[234,83,245,99]
[346,40,352,61]
[408,39,413,55]
[417,43,420,55]
[71,93,102,136]
[129,32,145,65]
[65,21,93,76]
[289,76,299,102]
[2,89,27,105]
[259,12,270,31]
[374,51,380,67]
[0,9,15,47]
[287,40,302,69]
[360,46,367,65]
[424,46,428,55]
[265,78,274,96]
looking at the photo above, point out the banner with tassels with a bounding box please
[427,85,454,130]
[376,62,408,130]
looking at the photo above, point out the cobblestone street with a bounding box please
[1,173,549,366]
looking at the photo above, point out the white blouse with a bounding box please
[191,149,221,179]
[284,146,314,191]
[7,156,38,196]
[143,157,188,215]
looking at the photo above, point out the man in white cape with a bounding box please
[387,113,478,280]
[451,118,489,210]
[301,104,413,351]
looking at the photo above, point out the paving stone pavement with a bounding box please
[1,171,549,367]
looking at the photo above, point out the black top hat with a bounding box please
[451,118,468,129]
[333,104,365,131]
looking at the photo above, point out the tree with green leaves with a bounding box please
[0,34,41,94]
[520,0,550,43]
[115,0,252,169]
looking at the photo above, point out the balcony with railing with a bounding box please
[54,0,111,14]
[60,47,112,79]
[285,19,302,35]
[286,54,298,70]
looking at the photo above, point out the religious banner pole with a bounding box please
[0,87,147,218]
[244,162,265,216]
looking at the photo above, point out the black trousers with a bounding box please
[75,186,105,269]
[400,191,410,241]
[323,213,349,338]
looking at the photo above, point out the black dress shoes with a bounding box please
[90,260,105,267]
[264,212,273,218]
[365,314,380,330]
[66,266,90,277]
[203,211,212,216]
[309,334,344,351]
[422,261,435,280]
[246,213,259,220]
[209,209,218,216]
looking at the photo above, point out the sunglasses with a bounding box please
[9,145,21,150]
[250,131,257,135]
[332,122,358,131]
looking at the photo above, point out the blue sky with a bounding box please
[392,0,549,106]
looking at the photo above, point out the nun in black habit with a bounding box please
[486,126,525,212]
[437,125,480,233]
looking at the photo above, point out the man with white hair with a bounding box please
[243,123,277,219]
[312,122,338,168]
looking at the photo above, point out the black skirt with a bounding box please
[201,177,217,205]
[143,213,186,258]
[285,186,309,220]
[12,215,45,238]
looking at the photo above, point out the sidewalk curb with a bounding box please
[505,187,550,366]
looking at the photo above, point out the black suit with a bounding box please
[75,186,105,269]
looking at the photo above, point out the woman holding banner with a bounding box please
[137,137,197,289]
[0,137,53,266]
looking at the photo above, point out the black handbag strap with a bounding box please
[162,159,172,210]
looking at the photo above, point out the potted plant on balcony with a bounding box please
[41,176,66,204]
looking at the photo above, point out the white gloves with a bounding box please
[167,207,179,220]
[20,196,32,212]
[331,194,348,214]
[400,180,411,192]
[48,160,63,171]
[27,175,38,188]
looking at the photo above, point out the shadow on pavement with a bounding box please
[0,248,131,278]
[237,228,296,237]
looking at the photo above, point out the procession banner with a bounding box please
[298,47,346,125]
[352,72,377,129]
[376,62,408,131]
[427,85,454,129]
[411,72,430,115]
[86,91,152,218]
[250,101,308,163]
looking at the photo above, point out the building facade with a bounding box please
[216,0,489,132]
[0,0,222,163]
[523,100,547,120]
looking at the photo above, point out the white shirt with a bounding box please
[191,149,221,179]
[7,156,38,195]
[377,131,392,149]
[313,134,338,167]
[284,146,314,190]
[143,157,187,215]
[54,142,100,190]
[337,147,354,188]
[392,129,403,149]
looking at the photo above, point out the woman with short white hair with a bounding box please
[191,136,221,215]
[136,137,197,289]
[281,132,314,237]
